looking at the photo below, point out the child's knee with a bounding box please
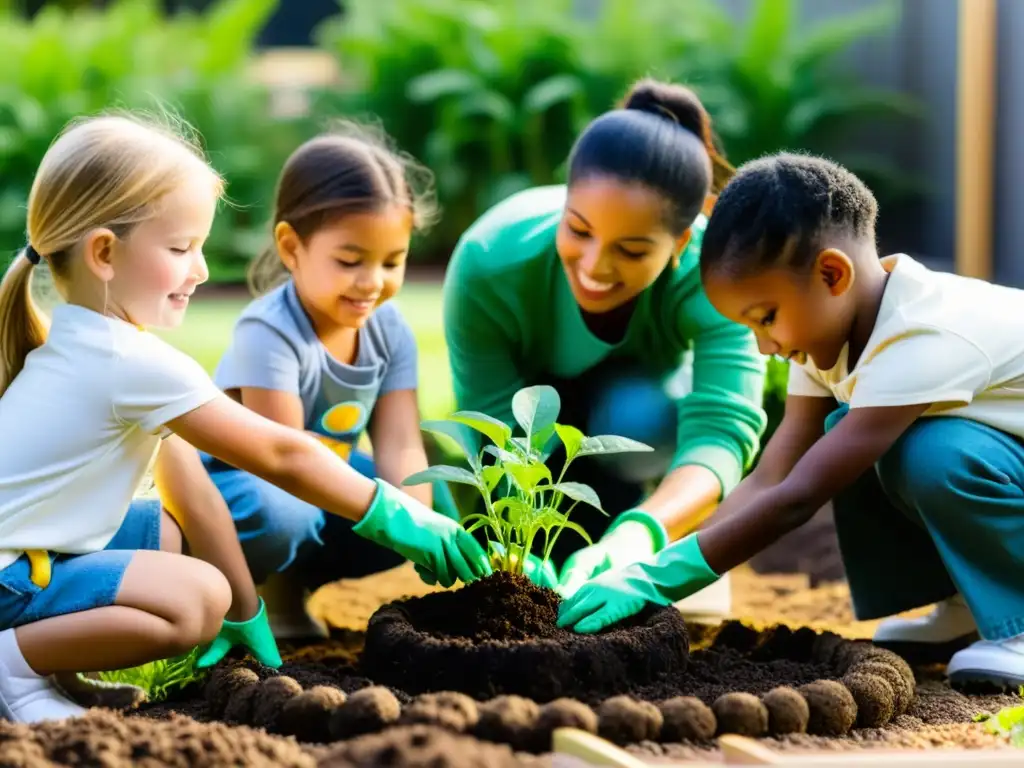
[179,561,232,649]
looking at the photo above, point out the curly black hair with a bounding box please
[700,152,878,277]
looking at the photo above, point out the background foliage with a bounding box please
[0,0,922,437]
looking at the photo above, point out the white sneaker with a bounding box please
[872,594,978,658]
[0,629,86,724]
[258,571,328,640]
[947,635,1024,688]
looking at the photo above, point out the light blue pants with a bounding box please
[828,405,1024,641]
[203,451,458,588]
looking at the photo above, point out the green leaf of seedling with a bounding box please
[463,513,501,538]
[578,435,655,457]
[548,481,604,512]
[536,508,593,546]
[421,420,480,470]
[481,465,505,493]
[512,385,561,438]
[493,498,532,528]
[403,465,480,487]
[508,437,532,458]
[505,462,551,495]
[450,411,512,449]
[555,423,584,462]
[484,445,524,465]
[556,519,594,547]
[530,423,557,456]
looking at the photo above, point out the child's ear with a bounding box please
[82,228,118,283]
[274,222,301,272]
[815,248,855,296]
[672,228,693,268]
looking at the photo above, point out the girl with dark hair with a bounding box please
[202,122,477,638]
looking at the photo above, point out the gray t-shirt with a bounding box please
[214,280,418,457]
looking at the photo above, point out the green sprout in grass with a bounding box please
[974,687,1024,748]
[403,385,653,575]
[96,647,207,703]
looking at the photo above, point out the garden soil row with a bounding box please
[1,564,1019,767]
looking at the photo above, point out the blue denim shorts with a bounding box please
[0,499,163,630]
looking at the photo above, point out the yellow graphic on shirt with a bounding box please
[316,401,368,462]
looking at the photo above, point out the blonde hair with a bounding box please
[247,119,438,296]
[0,113,223,396]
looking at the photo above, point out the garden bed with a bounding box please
[2,565,1020,767]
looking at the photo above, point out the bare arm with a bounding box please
[696,401,929,573]
[238,387,305,430]
[368,389,432,509]
[153,435,260,622]
[166,394,377,521]
[707,394,835,519]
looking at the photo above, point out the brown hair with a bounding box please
[247,120,439,296]
[0,113,222,396]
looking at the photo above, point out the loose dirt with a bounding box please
[2,562,1019,765]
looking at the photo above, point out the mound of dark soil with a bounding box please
[359,571,691,702]
[193,618,917,749]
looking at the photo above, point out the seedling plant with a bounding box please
[404,385,653,574]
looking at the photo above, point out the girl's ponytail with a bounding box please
[0,251,48,397]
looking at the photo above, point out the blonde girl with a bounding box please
[0,114,490,723]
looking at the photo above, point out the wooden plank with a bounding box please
[719,735,1019,766]
[551,728,718,768]
[955,0,997,279]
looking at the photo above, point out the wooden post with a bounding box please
[955,0,997,279]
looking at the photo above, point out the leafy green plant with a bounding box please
[96,647,206,703]
[681,0,927,203]
[315,0,925,264]
[403,384,653,573]
[0,0,296,282]
[974,689,1024,747]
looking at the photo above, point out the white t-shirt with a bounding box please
[788,254,1024,437]
[0,304,221,571]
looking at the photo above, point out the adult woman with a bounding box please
[441,78,767,614]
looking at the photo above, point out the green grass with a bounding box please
[96,648,208,703]
[155,282,455,420]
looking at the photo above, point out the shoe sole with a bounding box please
[948,667,1024,692]
[872,632,979,666]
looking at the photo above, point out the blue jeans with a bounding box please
[0,499,163,629]
[828,405,1024,641]
[203,451,459,587]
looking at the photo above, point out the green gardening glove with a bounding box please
[196,597,283,669]
[354,479,492,588]
[556,509,669,598]
[556,533,719,634]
